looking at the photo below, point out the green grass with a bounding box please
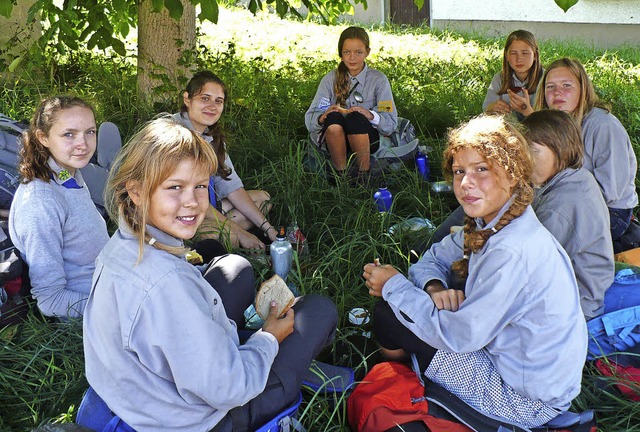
[1,6,640,431]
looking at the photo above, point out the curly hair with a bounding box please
[18,96,95,182]
[106,116,219,261]
[334,27,370,107]
[442,115,534,278]
[181,70,232,179]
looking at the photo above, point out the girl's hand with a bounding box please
[508,89,533,116]
[318,105,344,125]
[363,262,399,297]
[347,106,374,120]
[265,225,278,242]
[428,285,466,311]
[487,99,511,115]
[262,301,294,343]
[237,230,266,251]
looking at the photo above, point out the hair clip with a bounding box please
[149,237,157,246]
[463,254,469,259]
[491,227,497,233]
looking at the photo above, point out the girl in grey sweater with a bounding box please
[83,117,336,431]
[9,96,109,319]
[535,57,638,240]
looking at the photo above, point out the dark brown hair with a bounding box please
[334,27,370,106]
[522,109,583,174]
[182,70,231,179]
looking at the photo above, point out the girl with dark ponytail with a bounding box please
[363,115,587,428]
[305,26,397,184]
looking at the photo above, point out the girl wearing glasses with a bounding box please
[305,26,397,185]
[535,58,638,240]
[483,30,543,120]
[174,71,277,251]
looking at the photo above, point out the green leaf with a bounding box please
[248,0,258,14]
[8,56,22,73]
[199,0,219,23]
[275,0,288,17]
[152,0,164,12]
[413,0,424,11]
[555,0,579,12]
[164,0,184,19]
[0,0,14,18]
[112,38,126,56]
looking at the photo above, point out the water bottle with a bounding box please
[373,187,393,212]
[270,226,293,280]
[415,148,430,181]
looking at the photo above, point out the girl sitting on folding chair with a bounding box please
[83,117,337,431]
[363,115,587,428]
[305,26,397,185]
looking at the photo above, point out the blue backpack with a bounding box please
[587,268,640,360]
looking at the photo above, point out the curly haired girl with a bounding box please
[364,115,587,427]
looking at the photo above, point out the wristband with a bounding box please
[259,220,270,230]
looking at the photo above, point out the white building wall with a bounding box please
[430,0,640,48]
[431,0,639,24]
[353,0,640,48]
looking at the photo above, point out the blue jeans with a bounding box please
[609,207,633,241]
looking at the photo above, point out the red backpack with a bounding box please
[347,361,471,432]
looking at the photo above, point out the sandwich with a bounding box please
[255,274,296,320]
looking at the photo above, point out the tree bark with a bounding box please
[137,0,196,105]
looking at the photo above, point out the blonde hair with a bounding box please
[534,57,609,125]
[106,117,218,260]
[443,115,534,278]
[497,30,543,95]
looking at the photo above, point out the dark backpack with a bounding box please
[0,114,27,210]
[0,220,30,327]
[0,114,122,216]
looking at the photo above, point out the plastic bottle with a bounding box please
[271,227,293,281]
[373,187,393,212]
[415,146,430,181]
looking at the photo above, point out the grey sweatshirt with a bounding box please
[9,169,109,318]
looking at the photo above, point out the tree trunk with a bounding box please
[137,0,196,106]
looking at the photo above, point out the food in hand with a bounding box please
[255,274,295,320]
[186,250,203,265]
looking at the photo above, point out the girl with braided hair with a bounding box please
[363,115,587,427]
[305,26,397,184]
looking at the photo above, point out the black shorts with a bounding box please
[322,111,380,153]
